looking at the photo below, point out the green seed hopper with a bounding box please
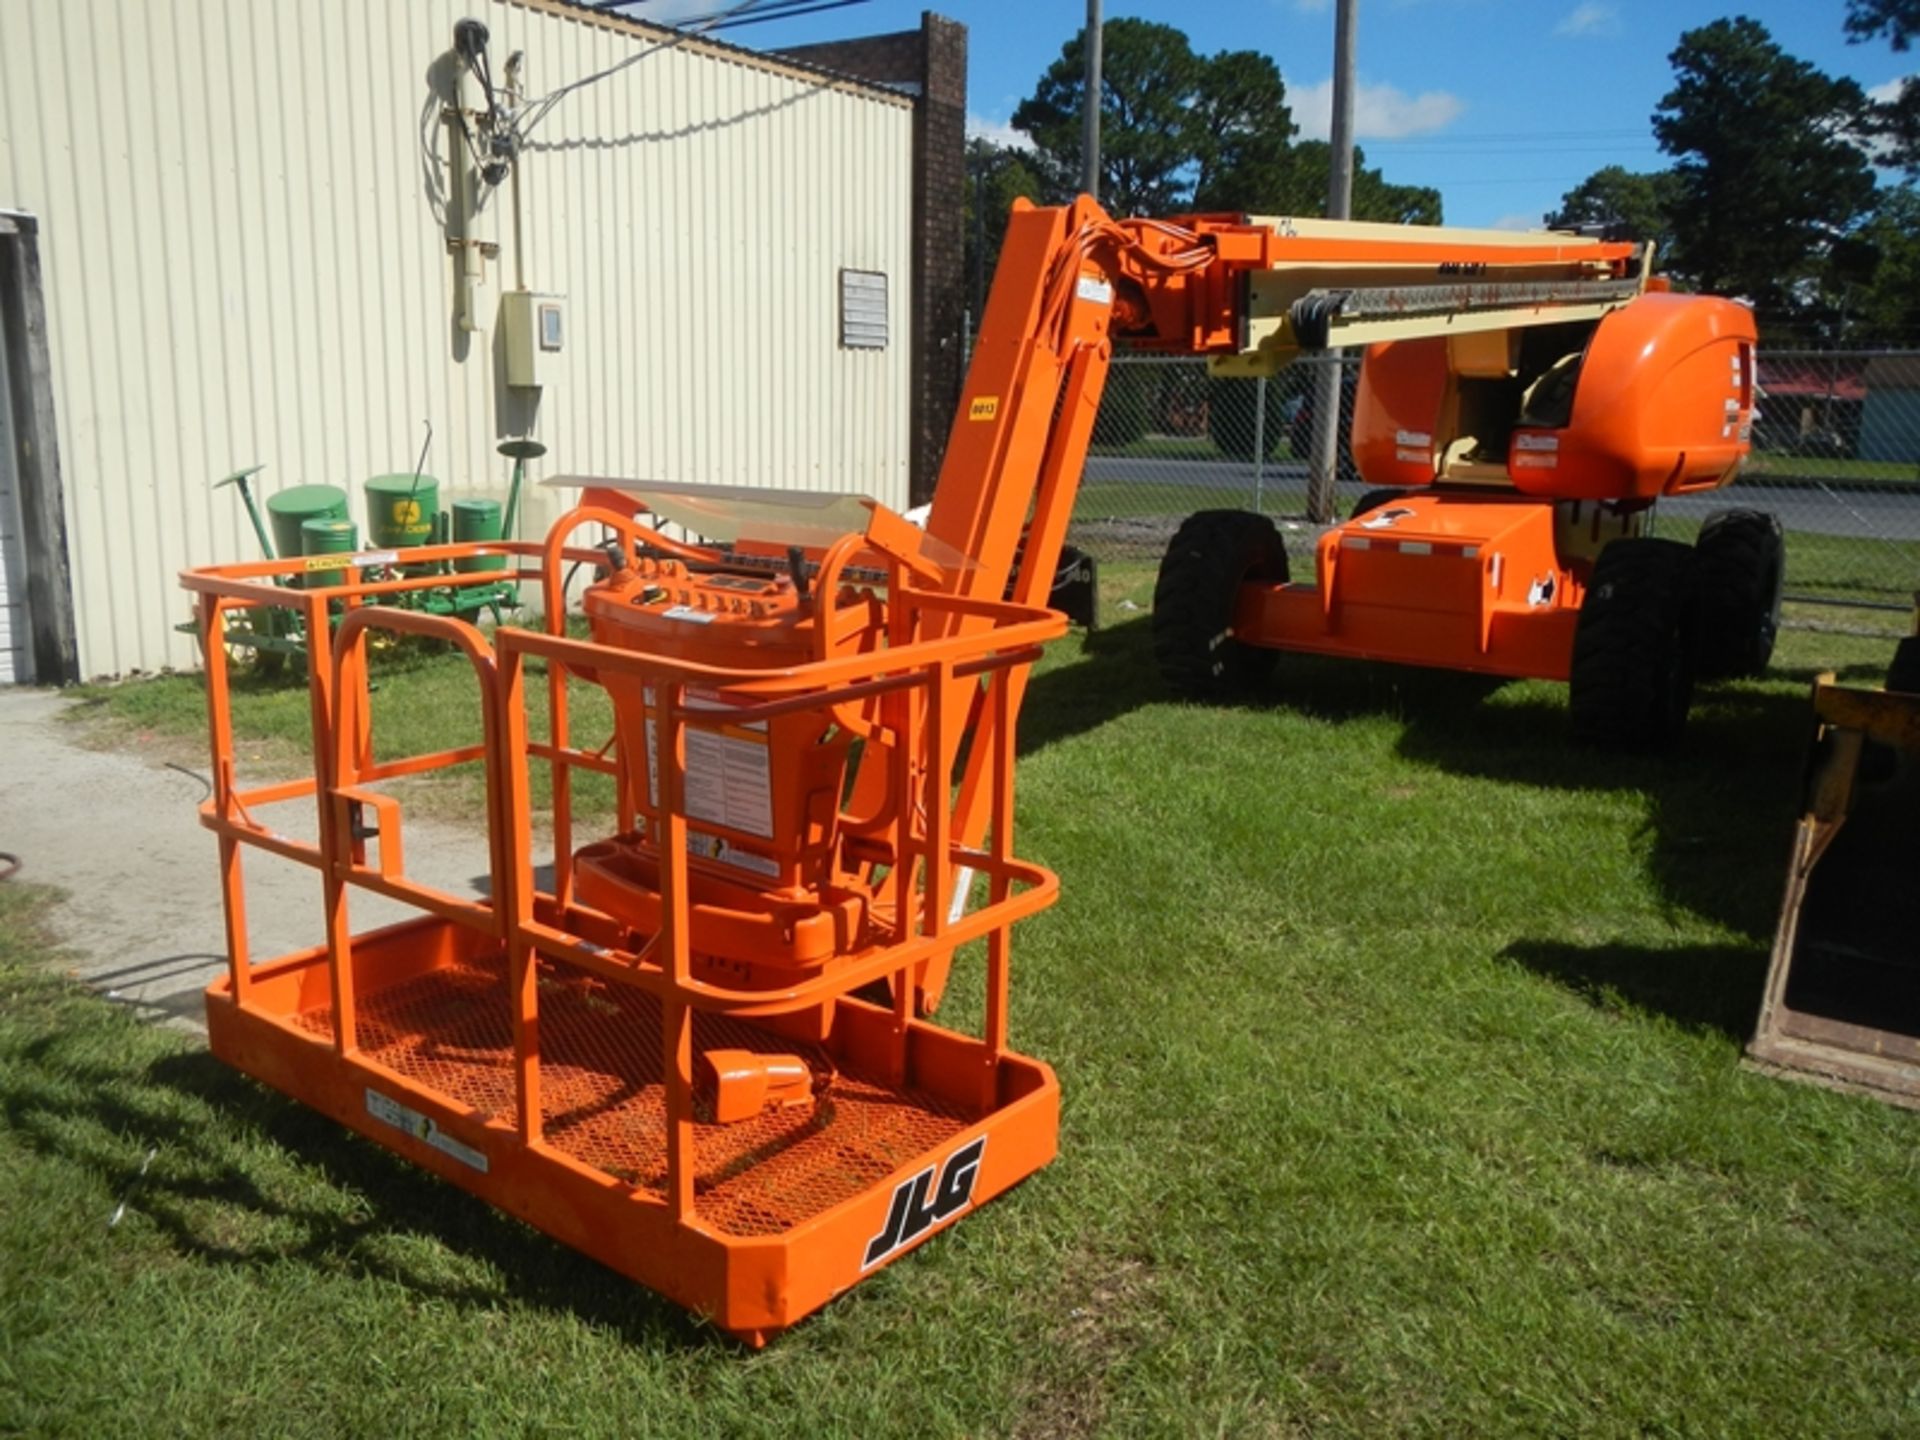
[187,439,544,674]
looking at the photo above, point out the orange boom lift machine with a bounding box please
[185,198,1753,1339]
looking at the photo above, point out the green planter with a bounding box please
[364,474,439,551]
[451,498,506,573]
[265,484,348,563]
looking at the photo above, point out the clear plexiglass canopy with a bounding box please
[544,476,975,572]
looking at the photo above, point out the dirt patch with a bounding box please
[1068,516,1184,559]
[1009,1250,1162,1439]
[60,696,307,781]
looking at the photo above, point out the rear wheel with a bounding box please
[1153,510,1289,699]
[1693,508,1784,679]
[1569,538,1698,749]
[1888,636,1920,696]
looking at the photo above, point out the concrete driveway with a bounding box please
[0,687,487,1031]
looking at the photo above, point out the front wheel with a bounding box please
[1569,538,1698,749]
[1888,636,1920,697]
[1152,510,1289,699]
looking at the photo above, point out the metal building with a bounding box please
[0,0,919,679]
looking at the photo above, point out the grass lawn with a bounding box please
[1092,433,1231,463]
[1643,514,1920,610]
[1746,453,1920,486]
[13,578,1920,1435]
[1075,477,1315,520]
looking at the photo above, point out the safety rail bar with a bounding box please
[183,537,1066,1209]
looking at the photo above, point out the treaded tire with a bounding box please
[1889,636,1920,696]
[1153,510,1289,699]
[1351,488,1413,520]
[1693,508,1784,680]
[1569,537,1698,749]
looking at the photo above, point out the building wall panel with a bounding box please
[0,0,913,675]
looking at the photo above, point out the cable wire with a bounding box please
[512,0,771,149]
[691,0,873,29]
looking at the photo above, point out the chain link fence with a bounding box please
[1070,349,1920,614]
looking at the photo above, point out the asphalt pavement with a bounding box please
[1081,456,1920,542]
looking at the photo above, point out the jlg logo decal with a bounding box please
[862,1136,987,1268]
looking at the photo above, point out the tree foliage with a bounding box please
[1005,18,1438,228]
[1189,49,1297,212]
[1544,167,1680,259]
[1012,19,1222,215]
[1846,0,1920,173]
[1278,142,1443,226]
[1835,183,1920,344]
[1010,18,1337,219]
[1653,17,1876,322]
[1846,0,1920,46]
[963,137,1043,319]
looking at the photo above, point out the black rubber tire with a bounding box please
[1692,508,1785,680]
[1351,488,1412,521]
[1888,636,1920,696]
[1569,537,1699,749]
[1153,510,1289,699]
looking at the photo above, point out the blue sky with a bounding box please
[658,0,1915,228]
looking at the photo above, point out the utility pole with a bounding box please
[1082,0,1102,199]
[1307,0,1358,524]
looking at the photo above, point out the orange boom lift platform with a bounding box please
[186,196,1756,1337]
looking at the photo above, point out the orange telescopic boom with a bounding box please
[183,195,1755,1339]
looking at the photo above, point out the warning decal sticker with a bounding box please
[365,1089,489,1172]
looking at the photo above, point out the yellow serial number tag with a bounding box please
[969,396,1000,421]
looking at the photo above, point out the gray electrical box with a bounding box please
[502,291,566,389]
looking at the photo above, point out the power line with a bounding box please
[1366,128,1652,144]
[603,0,874,30]
[701,0,874,29]
[1359,142,1658,153]
[1434,176,1617,186]
[514,0,771,148]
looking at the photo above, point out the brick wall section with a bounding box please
[782,14,968,506]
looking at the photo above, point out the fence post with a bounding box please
[1252,375,1267,514]
[1306,352,1341,523]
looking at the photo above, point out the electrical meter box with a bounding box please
[501,291,566,389]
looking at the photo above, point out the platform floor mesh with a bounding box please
[291,955,974,1236]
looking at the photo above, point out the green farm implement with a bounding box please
[185,439,545,673]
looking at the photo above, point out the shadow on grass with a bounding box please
[1016,617,1168,757]
[1020,614,1817,960]
[0,1028,728,1353]
[1499,938,1771,1041]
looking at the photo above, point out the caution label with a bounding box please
[643,688,774,842]
[365,1088,489,1172]
[302,550,399,573]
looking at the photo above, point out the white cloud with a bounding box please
[1555,3,1620,38]
[967,113,1032,152]
[1289,77,1466,141]
[1851,78,1913,164]
[1488,213,1542,232]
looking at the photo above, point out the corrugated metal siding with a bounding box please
[0,0,913,676]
